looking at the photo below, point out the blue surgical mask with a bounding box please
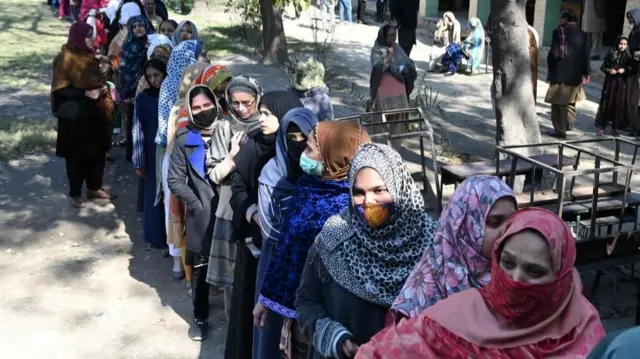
[299,152,323,177]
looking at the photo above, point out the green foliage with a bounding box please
[273,0,311,11]
[224,0,262,37]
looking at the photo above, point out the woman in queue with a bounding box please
[119,15,154,162]
[156,39,209,279]
[51,22,114,208]
[295,143,438,358]
[224,82,304,359]
[167,85,221,341]
[392,175,516,318]
[357,207,605,358]
[257,120,371,358]
[132,58,167,250]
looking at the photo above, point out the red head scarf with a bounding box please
[67,22,93,51]
[356,208,605,359]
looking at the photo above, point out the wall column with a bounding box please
[468,0,478,19]
[541,0,561,46]
[422,0,439,18]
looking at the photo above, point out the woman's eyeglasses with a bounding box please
[230,100,255,109]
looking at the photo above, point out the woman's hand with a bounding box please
[252,302,268,327]
[342,339,359,358]
[85,89,101,100]
[619,68,626,74]
[229,132,247,158]
[609,69,617,75]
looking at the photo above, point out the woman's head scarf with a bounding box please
[358,210,605,359]
[146,34,173,60]
[258,106,314,194]
[314,121,370,180]
[119,15,154,99]
[314,143,437,306]
[118,2,142,25]
[141,58,166,97]
[392,175,515,318]
[225,76,263,137]
[260,90,304,122]
[460,17,485,70]
[195,64,233,91]
[172,20,199,45]
[66,21,94,51]
[185,85,219,131]
[52,22,108,117]
[628,8,640,28]
[156,39,201,145]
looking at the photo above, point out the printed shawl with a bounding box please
[155,39,200,146]
[119,15,154,99]
[259,175,351,318]
[316,143,438,306]
[392,175,515,318]
[357,208,605,359]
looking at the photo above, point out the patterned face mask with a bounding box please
[354,202,395,229]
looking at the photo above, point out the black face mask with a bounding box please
[286,137,307,180]
[192,108,218,129]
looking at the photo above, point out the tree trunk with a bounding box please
[191,0,214,13]
[489,0,541,155]
[260,0,289,64]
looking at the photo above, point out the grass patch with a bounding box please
[0,0,69,92]
[0,117,58,161]
[199,24,261,58]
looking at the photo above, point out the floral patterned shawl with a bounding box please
[391,175,515,318]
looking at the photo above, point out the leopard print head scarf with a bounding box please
[315,143,438,306]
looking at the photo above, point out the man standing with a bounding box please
[376,0,386,22]
[544,12,590,139]
[357,0,368,24]
[391,0,419,56]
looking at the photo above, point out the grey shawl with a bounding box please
[225,76,263,137]
[369,25,418,101]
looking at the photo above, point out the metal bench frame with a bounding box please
[496,137,640,324]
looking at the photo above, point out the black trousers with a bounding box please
[191,252,211,321]
[357,0,366,21]
[65,154,105,197]
[376,0,386,21]
[398,27,416,57]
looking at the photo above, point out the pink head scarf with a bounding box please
[391,175,514,318]
[357,208,605,359]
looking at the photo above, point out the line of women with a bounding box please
[52,11,617,359]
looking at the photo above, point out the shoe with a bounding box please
[547,130,567,139]
[70,196,85,208]
[172,270,185,280]
[596,129,604,136]
[566,124,573,132]
[87,189,111,200]
[444,71,455,76]
[188,319,208,341]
